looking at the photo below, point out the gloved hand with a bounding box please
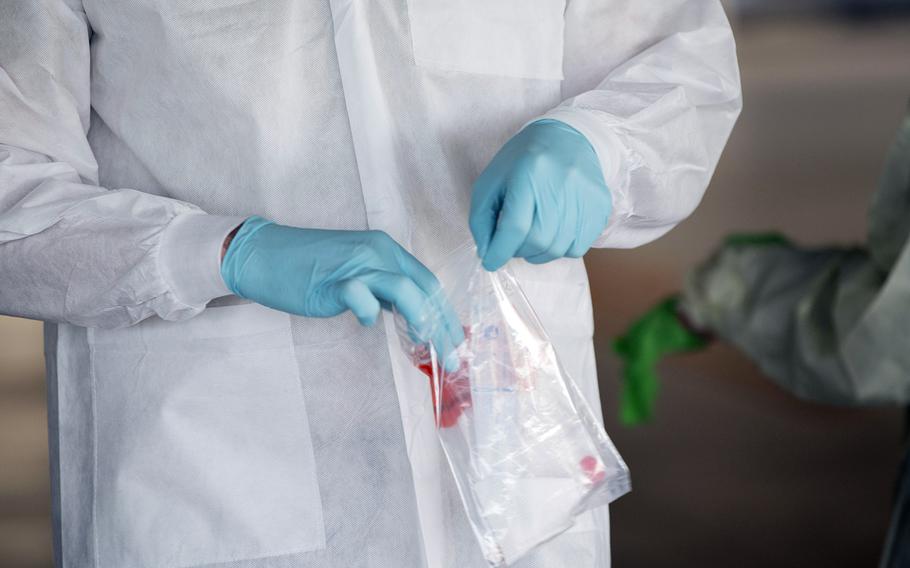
[469,119,612,271]
[221,216,464,368]
[613,297,710,425]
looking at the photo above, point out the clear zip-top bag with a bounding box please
[396,244,630,566]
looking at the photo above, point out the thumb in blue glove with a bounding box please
[469,119,612,271]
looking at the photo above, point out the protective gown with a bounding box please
[679,104,910,568]
[680,106,910,406]
[0,1,741,566]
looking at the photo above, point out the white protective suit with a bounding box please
[0,1,741,566]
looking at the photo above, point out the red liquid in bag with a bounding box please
[412,329,473,428]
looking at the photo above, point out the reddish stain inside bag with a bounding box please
[580,455,606,484]
[415,359,472,428]
[413,328,473,428]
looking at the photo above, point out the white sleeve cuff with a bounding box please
[531,106,637,249]
[158,213,247,307]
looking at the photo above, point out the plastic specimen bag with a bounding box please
[396,244,630,566]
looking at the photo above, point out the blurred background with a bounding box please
[595,1,910,566]
[2,2,910,567]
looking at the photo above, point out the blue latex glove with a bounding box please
[469,119,612,271]
[221,217,464,368]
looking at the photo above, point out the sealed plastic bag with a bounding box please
[396,244,630,566]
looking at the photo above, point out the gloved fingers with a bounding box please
[335,279,382,327]
[468,177,504,261]
[566,229,599,258]
[515,190,560,260]
[392,247,439,294]
[481,181,535,272]
[566,210,603,258]
[433,294,465,353]
[394,248,465,349]
[359,270,428,332]
[525,192,578,264]
[361,230,461,350]
[370,234,463,361]
[362,270,459,369]
[567,186,610,258]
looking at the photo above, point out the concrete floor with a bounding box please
[2,15,910,568]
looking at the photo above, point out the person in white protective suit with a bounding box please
[0,1,741,566]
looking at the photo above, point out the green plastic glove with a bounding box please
[613,297,710,425]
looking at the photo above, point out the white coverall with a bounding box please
[0,1,741,566]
